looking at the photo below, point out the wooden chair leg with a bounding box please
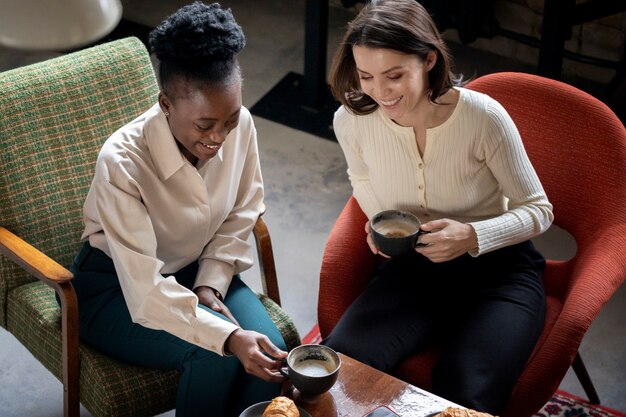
[572,351,600,404]
[57,282,80,417]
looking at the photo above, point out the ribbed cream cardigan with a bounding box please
[334,87,553,256]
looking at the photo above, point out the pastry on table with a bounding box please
[435,407,496,417]
[262,396,300,417]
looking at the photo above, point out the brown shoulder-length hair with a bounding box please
[329,0,461,115]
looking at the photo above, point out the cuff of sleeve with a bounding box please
[195,259,235,298]
[467,221,486,257]
[468,220,504,256]
[190,311,239,356]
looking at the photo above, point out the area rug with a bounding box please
[301,324,626,417]
[536,391,626,417]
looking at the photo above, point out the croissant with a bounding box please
[435,407,497,417]
[262,396,300,417]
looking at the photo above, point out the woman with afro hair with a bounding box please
[64,3,288,416]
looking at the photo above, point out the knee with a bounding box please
[431,358,511,415]
[260,320,288,352]
[272,333,288,352]
[322,331,395,373]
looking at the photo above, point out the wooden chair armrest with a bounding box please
[0,226,79,417]
[0,226,73,284]
[252,214,281,306]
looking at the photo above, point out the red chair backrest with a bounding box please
[467,72,626,300]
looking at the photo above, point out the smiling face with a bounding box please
[353,46,435,126]
[159,79,242,165]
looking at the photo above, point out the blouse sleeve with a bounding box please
[468,99,554,255]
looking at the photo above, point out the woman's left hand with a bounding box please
[195,286,240,326]
[415,218,478,263]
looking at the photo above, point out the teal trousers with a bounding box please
[68,242,286,417]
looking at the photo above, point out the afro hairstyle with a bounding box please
[149,2,245,91]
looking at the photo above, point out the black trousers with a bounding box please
[322,241,546,414]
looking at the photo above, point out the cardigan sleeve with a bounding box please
[467,99,553,255]
[334,106,384,218]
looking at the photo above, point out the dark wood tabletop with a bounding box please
[285,353,458,417]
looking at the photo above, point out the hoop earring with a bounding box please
[164,111,170,117]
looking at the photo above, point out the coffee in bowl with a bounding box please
[370,210,428,257]
[291,358,335,377]
[373,219,418,238]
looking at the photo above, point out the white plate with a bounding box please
[239,400,312,417]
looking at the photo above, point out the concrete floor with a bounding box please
[0,1,624,416]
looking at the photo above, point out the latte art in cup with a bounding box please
[292,359,334,377]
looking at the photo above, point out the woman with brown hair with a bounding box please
[322,0,553,413]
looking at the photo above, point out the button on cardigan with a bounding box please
[82,103,263,355]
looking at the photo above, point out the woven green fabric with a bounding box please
[258,293,301,350]
[8,281,180,416]
[0,36,301,417]
[0,37,160,326]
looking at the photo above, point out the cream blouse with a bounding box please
[334,87,553,255]
[82,103,263,355]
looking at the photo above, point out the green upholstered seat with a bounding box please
[8,282,179,416]
[0,37,300,417]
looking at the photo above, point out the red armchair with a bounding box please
[318,72,626,417]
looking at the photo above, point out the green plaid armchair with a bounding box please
[0,37,300,417]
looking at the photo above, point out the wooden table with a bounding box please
[286,353,459,417]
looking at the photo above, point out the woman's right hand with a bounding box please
[225,329,288,382]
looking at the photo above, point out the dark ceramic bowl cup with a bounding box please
[281,344,341,398]
[370,210,428,258]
